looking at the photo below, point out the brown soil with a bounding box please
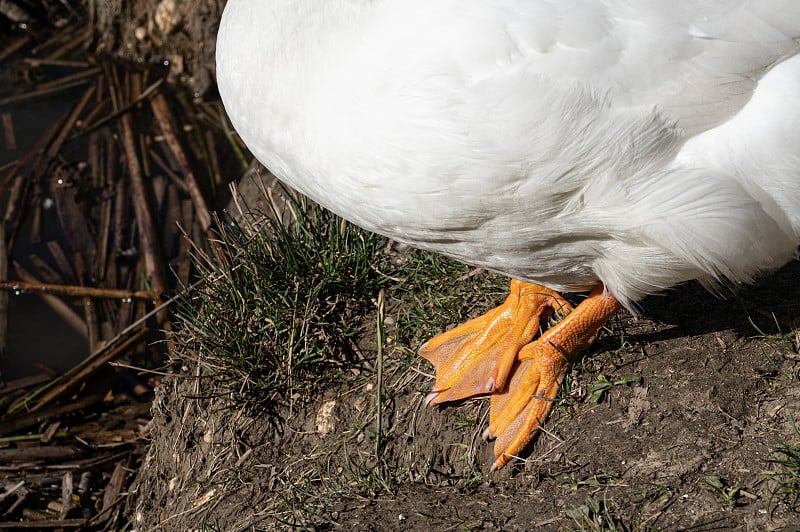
[128,260,800,531]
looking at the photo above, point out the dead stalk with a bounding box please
[150,92,213,233]
[0,280,155,301]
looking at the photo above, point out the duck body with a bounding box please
[218,0,800,469]
[217,0,800,307]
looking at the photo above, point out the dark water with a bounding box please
[1,71,89,380]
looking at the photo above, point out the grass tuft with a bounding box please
[767,419,800,513]
[173,193,387,414]
[566,492,630,532]
[703,475,741,507]
[588,373,642,404]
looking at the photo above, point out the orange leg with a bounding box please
[420,280,572,406]
[485,285,621,470]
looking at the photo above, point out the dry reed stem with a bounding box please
[13,262,87,340]
[0,110,61,198]
[27,326,149,412]
[0,76,95,108]
[0,393,104,435]
[150,92,213,232]
[45,241,76,283]
[1,113,15,151]
[45,85,96,160]
[0,35,31,64]
[0,280,155,301]
[119,106,168,305]
[77,78,163,139]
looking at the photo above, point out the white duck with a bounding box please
[216,0,800,470]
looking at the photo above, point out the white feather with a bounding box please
[216,0,800,309]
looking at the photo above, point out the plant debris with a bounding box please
[0,2,241,528]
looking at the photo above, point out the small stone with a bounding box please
[154,0,181,35]
[315,400,337,435]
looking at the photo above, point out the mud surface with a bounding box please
[129,260,800,531]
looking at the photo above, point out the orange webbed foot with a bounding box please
[421,281,622,470]
[420,280,571,406]
[484,286,621,470]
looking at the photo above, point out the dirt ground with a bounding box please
[129,259,800,531]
